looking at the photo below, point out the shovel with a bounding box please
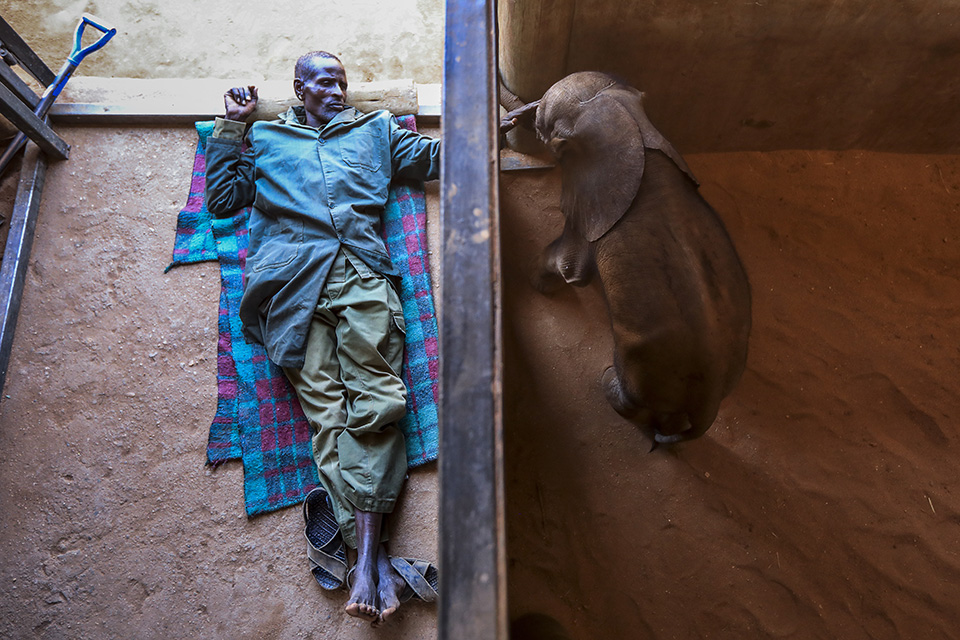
[0,13,116,176]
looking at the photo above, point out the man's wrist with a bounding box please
[212,117,246,140]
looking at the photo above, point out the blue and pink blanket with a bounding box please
[167,117,439,517]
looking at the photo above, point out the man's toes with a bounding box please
[372,604,398,628]
[345,599,379,621]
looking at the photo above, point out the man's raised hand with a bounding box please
[224,85,259,122]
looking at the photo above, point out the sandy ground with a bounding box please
[501,151,960,639]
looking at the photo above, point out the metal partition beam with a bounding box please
[0,56,40,109]
[439,0,505,639]
[0,143,47,393]
[0,81,69,160]
[0,16,55,86]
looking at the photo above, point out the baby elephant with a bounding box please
[533,71,751,445]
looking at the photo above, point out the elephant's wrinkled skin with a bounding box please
[533,71,752,444]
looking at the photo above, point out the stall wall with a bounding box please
[3,0,443,84]
[499,0,960,153]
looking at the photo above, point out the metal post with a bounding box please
[439,0,505,638]
[0,142,48,393]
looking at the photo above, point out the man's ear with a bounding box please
[293,77,304,100]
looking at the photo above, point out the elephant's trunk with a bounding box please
[498,72,527,112]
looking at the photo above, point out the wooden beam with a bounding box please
[47,101,442,125]
[0,81,69,160]
[48,103,229,125]
[46,77,430,123]
[439,0,505,638]
[0,142,48,394]
[41,78,444,124]
[0,16,55,86]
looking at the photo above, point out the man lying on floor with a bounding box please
[204,50,440,626]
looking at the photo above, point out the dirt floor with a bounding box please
[0,124,441,639]
[501,151,960,639]
[0,4,446,638]
[3,112,960,640]
[4,5,960,640]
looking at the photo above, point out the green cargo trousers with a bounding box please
[283,248,408,549]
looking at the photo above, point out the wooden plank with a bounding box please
[0,81,69,160]
[439,0,505,639]
[47,102,442,125]
[0,16,55,87]
[499,148,554,172]
[0,142,48,394]
[48,77,425,121]
[48,103,228,125]
[44,78,443,124]
[0,57,40,109]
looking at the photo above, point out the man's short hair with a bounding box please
[295,51,342,79]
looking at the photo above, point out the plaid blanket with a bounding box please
[167,117,439,517]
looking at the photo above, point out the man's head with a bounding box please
[294,51,347,128]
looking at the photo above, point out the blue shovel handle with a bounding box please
[46,14,116,101]
[0,13,116,176]
[67,14,117,66]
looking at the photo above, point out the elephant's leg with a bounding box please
[602,366,661,449]
[601,366,648,422]
[533,222,596,293]
[533,236,568,293]
[653,397,720,445]
[651,412,690,437]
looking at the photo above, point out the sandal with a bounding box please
[303,487,348,590]
[389,556,439,603]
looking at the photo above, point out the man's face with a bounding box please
[294,57,348,127]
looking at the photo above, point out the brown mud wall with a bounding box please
[1,0,444,84]
[499,0,960,154]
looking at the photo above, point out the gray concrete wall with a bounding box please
[3,0,443,84]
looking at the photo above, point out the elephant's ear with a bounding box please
[605,86,700,187]
[558,94,645,242]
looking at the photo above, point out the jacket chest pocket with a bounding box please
[338,131,382,172]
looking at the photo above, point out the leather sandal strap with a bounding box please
[390,556,439,603]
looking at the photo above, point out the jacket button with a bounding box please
[318,138,325,145]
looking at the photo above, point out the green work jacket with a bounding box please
[205,106,440,368]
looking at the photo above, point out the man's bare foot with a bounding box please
[347,511,382,621]
[372,546,406,627]
[345,565,380,621]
